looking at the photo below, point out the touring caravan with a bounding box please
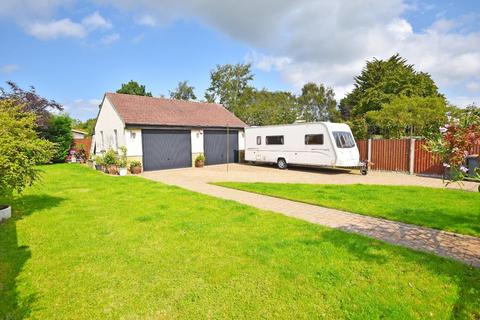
[245,122,368,174]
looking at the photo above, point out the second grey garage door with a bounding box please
[142,129,191,171]
[204,130,238,165]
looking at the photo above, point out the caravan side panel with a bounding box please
[245,124,337,166]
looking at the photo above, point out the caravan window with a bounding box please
[266,135,284,145]
[305,134,324,145]
[332,132,355,148]
[256,136,261,145]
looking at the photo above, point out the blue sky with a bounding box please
[0,0,479,120]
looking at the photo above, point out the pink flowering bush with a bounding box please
[427,108,480,185]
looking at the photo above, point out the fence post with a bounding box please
[409,138,415,175]
[367,138,372,164]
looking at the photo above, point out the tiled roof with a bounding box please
[105,92,246,128]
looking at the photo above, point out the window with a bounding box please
[266,135,284,145]
[305,134,324,145]
[100,131,104,150]
[114,129,118,150]
[332,131,355,148]
[256,136,261,145]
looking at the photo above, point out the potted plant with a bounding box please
[94,155,105,171]
[118,146,128,176]
[130,160,142,174]
[195,154,205,168]
[103,148,119,175]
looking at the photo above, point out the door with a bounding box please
[204,130,238,165]
[142,129,191,171]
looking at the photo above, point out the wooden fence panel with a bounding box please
[356,140,368,161]
[371,139,409,172]
[414,140,443,176]
[72,138,92,159]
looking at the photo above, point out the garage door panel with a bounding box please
[204,130,238,165]
[142,130,191,171]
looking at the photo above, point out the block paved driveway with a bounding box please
[142,164,480,267]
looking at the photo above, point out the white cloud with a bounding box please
[82,12,112,30]
[100,33,120,45]
[466,81,480,92]
[0,64,20,74]
[102,0,479,106]
[24,12,115,42]
[27,18,87,40]
[244,51,291,72]
[64,98,101,120]
[135,14,158,27]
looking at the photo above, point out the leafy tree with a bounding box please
[298,83,340,122]
[366,96,447,138]
[241,90,298,126]
[426,108,480,184]
[43,115,73,162]
[345,54,443,118]
[347,117,369,139]
[73,118,96,136]
[169,81,197,100]
[116,80,152,97]
[205,63,254,112]
[0,81,63,130]
[339,94,356,120]
[0,100,55,196]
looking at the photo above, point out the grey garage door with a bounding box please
[204,130,238,165]
[142,129,191,171]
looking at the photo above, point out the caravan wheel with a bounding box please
[277,158,287,170]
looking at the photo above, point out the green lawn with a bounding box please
[0,165,479,319]
[215,182,480,238]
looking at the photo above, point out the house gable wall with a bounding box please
[94,97,125,154]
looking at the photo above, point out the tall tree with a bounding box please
[73,118,96,136]
[205,63,254,113]
[298,83,340,122]
[242,90,298,126]
[366,96,447,138]
[116,80,152,97]
[0,81,63,130]
[43,115,73,162]
[169,81,197,100]
[345,54,443,118]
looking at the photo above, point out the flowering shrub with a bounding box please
[427,108,480,185]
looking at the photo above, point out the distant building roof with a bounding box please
[105,92,246,128]
[72,129,87,134]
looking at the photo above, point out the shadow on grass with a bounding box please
[318,229,480,318]
[0,194,64,319]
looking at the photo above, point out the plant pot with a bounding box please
[130,166,142,174]
[0,205,11,221]
[119,167,128,176]
[106,165,118,175]
[195,160,204,168]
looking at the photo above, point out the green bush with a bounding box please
[103,149,118,166]
[0,100,55,196]
[43,115,73,162]
[195,154,205,162]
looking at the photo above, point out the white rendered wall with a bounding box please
[238,129,245,150]
[191,129,204,153]
[125,129,143,156]
[94,97,125,153]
